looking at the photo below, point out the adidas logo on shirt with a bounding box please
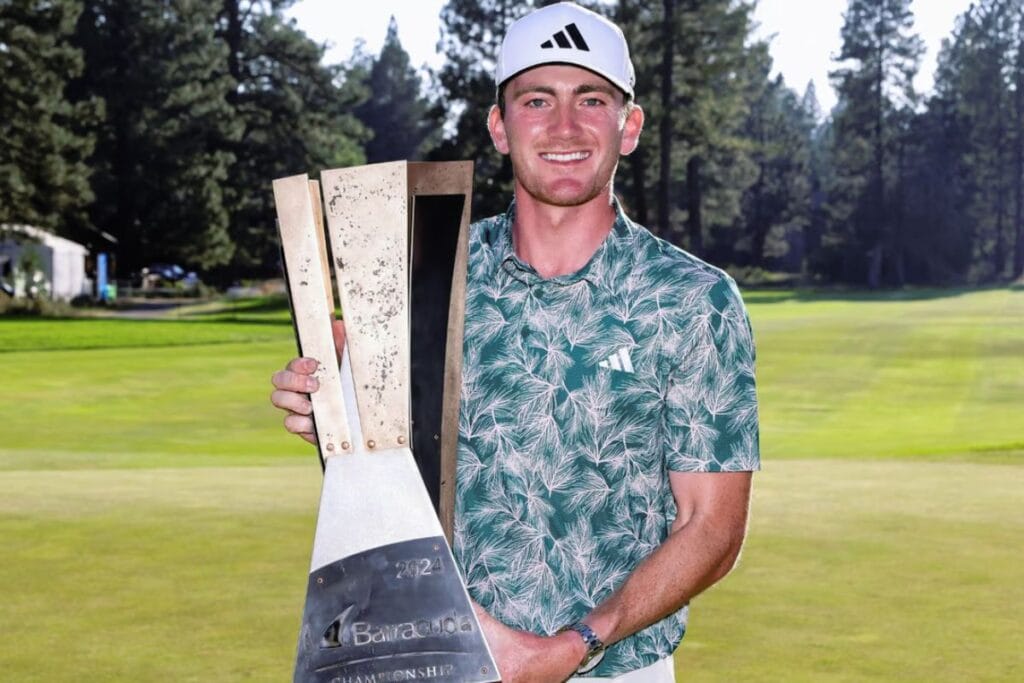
[540,22,590,51]
[599,347,634,374]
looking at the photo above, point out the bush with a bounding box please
[0,295,74,317]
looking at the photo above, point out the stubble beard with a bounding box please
[513,156,620,208]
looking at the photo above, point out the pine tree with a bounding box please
[616,0,761,256]
[827,0,924,286]
[613,0,657,225]
[216,0,367,275]
[677,0,760,258]
[0,0,99,235]
[1013,3,1024,278]
[354,17,439,163]
[433,0,534,218]
[920,0,1024,283]
[739,70,813,271]
[72,0,240,272]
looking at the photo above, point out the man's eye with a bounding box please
[582,97,605,106]
[525,98,547,108]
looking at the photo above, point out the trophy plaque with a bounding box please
[272,162,498,683]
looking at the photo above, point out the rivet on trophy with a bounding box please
[341,441,350,450]
[366,439,376,449]
[397,435,406,444]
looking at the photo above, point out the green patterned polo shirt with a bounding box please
[453,200,760,677]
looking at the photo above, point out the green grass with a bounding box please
[0,466,319,682]
[0,303,299,467]
[678,459,1023,682]
[749,287,1024,462]
[0,288,1021,681]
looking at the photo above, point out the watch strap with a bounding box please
[561,621,606,674]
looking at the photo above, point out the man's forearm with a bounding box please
[476,472,752,681]
[583,473,752,647]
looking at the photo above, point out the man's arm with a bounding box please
[479,470,753,683]
[584,470,752,644]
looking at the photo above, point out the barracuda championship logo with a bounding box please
[322,609,476,649]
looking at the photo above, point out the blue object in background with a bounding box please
[97,252,111,301]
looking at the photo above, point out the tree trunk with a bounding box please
[893,127,906,286]
[750,165,767,267]
[685,155,703,254]
[656,0,675,235]
[872,14,887,287]
[867,245,883,289]
[995,96,1007,279]
[221,0,243,107]
[1015,27,1024,279]
[629,144,650,227]
[614,0,649,227]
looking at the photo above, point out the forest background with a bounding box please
[6,0,1024,289]
[2,2,1022,681]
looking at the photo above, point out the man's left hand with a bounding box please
[473,603,584,683]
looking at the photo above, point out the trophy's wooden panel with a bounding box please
[307,179,334,311]
[407,162,473,541]
[273,174,352,457]
[407,160,475,195]
[320,163,411,452]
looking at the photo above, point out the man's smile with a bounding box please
[540,151,592,162]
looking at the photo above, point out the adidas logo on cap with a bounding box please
[495,2,635,98]
[540,22,590,51]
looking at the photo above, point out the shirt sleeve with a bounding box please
[663,274,760,473]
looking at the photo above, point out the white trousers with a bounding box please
[576,657,675,682]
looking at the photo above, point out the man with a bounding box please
[271,3,759,681]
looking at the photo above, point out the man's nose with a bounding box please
[549,103,582,137]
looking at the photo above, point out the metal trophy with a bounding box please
[272,162,499,683]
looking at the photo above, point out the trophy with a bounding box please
[272,162,499,683]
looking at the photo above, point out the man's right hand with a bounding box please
[270,319,346,444]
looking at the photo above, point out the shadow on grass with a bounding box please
[181,294,291,317]
[743,284,1018,305]
[3,313,292,327]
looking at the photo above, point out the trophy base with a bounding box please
[294,536,497,683]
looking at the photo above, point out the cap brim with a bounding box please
[497,61,633,99]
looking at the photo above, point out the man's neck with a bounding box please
[511,186,618,279]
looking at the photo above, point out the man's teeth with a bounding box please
[541,151,590,161]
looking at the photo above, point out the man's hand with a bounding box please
[473,603,583,683]
[270,319,346,443]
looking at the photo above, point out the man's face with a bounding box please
[488,64,643,208]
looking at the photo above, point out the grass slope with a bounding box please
[0,461,1019,681]
[678,460,1023,682]
[749,288,1024,462]
[0,288,1021,681]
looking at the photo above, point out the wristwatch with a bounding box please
[560,621,606,674]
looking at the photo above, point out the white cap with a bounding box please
[495,2,636,99]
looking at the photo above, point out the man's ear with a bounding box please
[488,105,510,155]
[620,104,645,156]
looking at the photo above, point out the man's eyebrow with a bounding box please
[510,84,557,99]
[574,83,618,97]
[509,83,619,99]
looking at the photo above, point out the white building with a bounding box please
[0,224,91,301]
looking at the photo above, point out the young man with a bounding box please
[271,4,759,681]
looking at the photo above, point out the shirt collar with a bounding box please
[488,198,636,287]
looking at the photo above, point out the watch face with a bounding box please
[577,648,605,675]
